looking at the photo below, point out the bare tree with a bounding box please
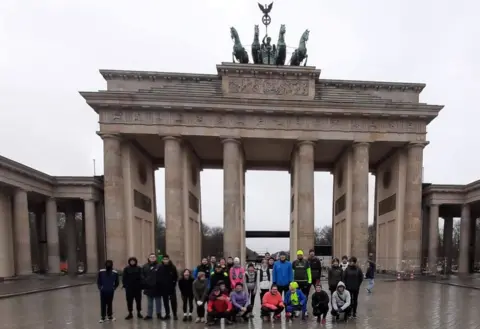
[315,225,333,245]
[367,224,375,255]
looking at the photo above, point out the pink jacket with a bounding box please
[229,266,245,289]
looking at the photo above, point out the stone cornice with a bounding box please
[80,91,442,120]
[0,155,54,185]
[321,79,425,93]
[54,176,104,190]
[217,63,321,79]
[100,69,219,82]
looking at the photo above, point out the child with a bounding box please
[193,271,209,323]
[331,281,351,322]
[245,263,257,308]
[218,280,230,298]
[178,269,194,321]
[311,284,329,324]
[283,282,307,320]
[258,259,272,302]
[328,258,343,300]
[207,287,233,325]
[260,284,285,321]
[230,283,253,321]
[97,260,119,323]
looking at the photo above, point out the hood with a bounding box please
[336,281,346,290]
[127,257,138,266]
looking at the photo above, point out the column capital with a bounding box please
[97,132,122,140]
[352,141,370,149]
[221,137,241,145]
[296,140,316,147]
[162,135,182,142]
[406,141,429,149]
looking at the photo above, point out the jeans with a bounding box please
[367,279,374,291]
[147,296,162,317]
[100,291,114,319]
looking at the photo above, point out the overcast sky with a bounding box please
[1,0,478,253]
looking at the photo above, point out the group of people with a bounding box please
[95,249,376,325]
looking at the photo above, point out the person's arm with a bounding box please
[230,293,241,309]
[114,272,120,290]
[288,262,293,283]
[331,293,338,310]
[192,281,200,300]
[358,268,364,285]
[311,294,317,308]
[172,265,178,282]
[122,267,127,288]
[226,299,233,312]
[342,291,351,310]
[283,291,289,305]
[244,292,250,307]
[97,271,102,290]
[306,262,312,284]
[272,264,277,284]
[193,267,198,279]
[299,290,306,305]
[207,299,214,312]
[229,268,235,289]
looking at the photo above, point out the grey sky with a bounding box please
[0,0,478,253]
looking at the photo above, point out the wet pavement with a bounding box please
[0,280,479,329]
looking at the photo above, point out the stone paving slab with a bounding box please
[0,275,94,299]
[426,274,480,290]
[0,280,479,329]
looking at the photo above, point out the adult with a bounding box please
[258,258,272,301]
[268,258,275,270]
[331,281,351,322]
[122,257,143,319]
[209,264,229,293]
[231,282,253,321]
[97,260,119,323]
[272,252,293,296]
[327,258,343,301]
[229,257,245,290]
[311,284,329,324]
[292,250,312,300]
[194,258,210,280]
[209,256,217,276]
[260,284,285,321]
[207,286,233,325]
[158,255,179,320]
[178,269,194,321]
[342,257,363,319]
[226,256,234,272]
[142,253,162,320]
[244,263,257,307]
[308,249,322,285]
[365,259,376,293]
[340,255,349,271]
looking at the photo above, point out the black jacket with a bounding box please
[342,265,364,291]
[196,264,211,279]
[309,256,322,280]
[178,276,194,297]
[328,265,343,288]
[157,262,178,295]
[311,291,329,309]
[97,268,119,293]
[209,271,228,293]
[142,261,160,297]
[122,257,143,291]
[365,261,376,279]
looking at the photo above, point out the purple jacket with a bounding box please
[230,291,249,309]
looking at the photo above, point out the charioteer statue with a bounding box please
[230,2,309,66]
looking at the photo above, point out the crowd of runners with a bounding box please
[96,250,376,325]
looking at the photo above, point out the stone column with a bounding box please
[443,217,453,274]
[222,138,243,258]
[101,133,126,268]
[66,210,77,275]
[164,136,184,268]
[46,198,60,274]
[296,141,315,253]
[428,205,439,270]
[459,204,471,274]
[351,142,369,262]
[84,199,98,274]
[13,189,32,275]
[0,189,15,278]
[403,143,425,268]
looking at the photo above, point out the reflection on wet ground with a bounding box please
[0,280,479,329]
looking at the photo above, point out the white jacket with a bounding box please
[257,267,272,290]
[331,281,351,311]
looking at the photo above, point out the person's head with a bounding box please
[233,257,240,265]
[215,264,223,273]
[332,258,340,267]
[235,282,243,292]
[218,281,226,291]
[105,259,113,270]
[296,250,304,260]
[309,249,315,257]
[267,36,271,43]
[265,252,270,260]
[279,252,286,262]
[212,287,220,297]
[227,257,233,265]
[315,284,322,293]
[342,255,348,264]
[162,255,170,265]
[219,258,226,266]
[261,259,268,268]
[201,257,208,265]
[247,263,255,272]
[337,281,346,293]
[270,284,278,295]
[268,258,274,266]
[148,253,157,263]
[183,269,191,279]
[289,281,298,292]
[210,256,217,264]
[128,257,137,266]
[349,257,357,266]
[197,271,205,280]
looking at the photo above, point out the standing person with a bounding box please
[245,263,257,308]
[122,257,143,319]
[193,271,209,323]
[229,257,245,291]
[331,282,351,322]
[342,257,363,319]
[328,258,343,299]
[272,252,293,297]
[284,282,307,320]
[97,260,119,323]
[311,284,329,324]
[226,257,234,272]
[258,259,272,302]
[209,256,217,276]
[209,264,229,294]
[365,259,376,293]
[292,250,312,305]
[193,258,210,280]
[268,258,275,270]
[219,258,230,284]
[260,284,285,321]
[142,253,162,320]
[207,286,233,325]
[340,256,349,271]
[231,283,253,321]
[308,249,322,285]
[158,255,179,320]
[264,252,271,264]
[179,269,194,321]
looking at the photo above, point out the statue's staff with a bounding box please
[258,2,273,36]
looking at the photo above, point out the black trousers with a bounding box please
[125,289,142,313]
[100,291,114,319]
[195,297,207,318]
[349,290,359,315]
[233,305,253,321]
[182,294,194,313]
[260,305,284,317]
[313,305,329,318]
[331,306,351,320]
[259,289,269,302]
[248,289,256,307]
[277,285,289,297]
[207,310,233,322]
[162,293,178,315]
[298,282,310,300]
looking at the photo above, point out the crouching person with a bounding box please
[207,286,233,326]
[312,284,329,324]
[331,281,351,322]
[284,282,307,320]
[97,260,119,323]
[260,284,285,321]
[231,283,253,321]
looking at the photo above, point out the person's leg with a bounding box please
[207,310,217,324]
[243,305,253,317]
[343,306,351,320]
[351,290,359,316]
[196,299,205,319]
[134,290,143,316]
[106,292,114,319]
[162,295,171,317]
[125,290,134,316]
[100,292,107,320]
[170,293,178,318]
[367,279,374,292]
[260,289,268,302]
[273,305,284,318]
[182,295,188,318]
[188,296,194,315]
[249,290,256,307]
[146,296,154,318]
[154,297,162,318]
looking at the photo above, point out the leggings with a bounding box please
[182,295,194,313]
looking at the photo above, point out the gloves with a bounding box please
[338,307,344,313]
[197,301,203,306]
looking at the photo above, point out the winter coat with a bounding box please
[229,266,245,290]
[209,271,229,292]
[231,290,249,309]
[97,268,119,293]
[272,260,293,286]
[331,282,351,311]
[257,267,272,290]
[342,265,363,291]
[366,261,376,279]
[178,276,194,297]
[308,256,322,280]
[328,265,343,289]
[292,259,312,283]
[122,257,143,291]
[311,291,329,309]
[142,261,160,297]
[156,262,178,296]
[207,294,232,313]
[193,278,208,301]
[194,263,211,279]
[284,289,307,307]
[261,291,283,309]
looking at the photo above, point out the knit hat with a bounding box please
[296,250,304,256]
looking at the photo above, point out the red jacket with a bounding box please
[208,297,232,313]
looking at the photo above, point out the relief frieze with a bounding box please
[101,110,426,134]
[228,77,309,96]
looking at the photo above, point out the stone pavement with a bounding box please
[1,280,479,329]
[427,274,480,290]
[0,275,94,299]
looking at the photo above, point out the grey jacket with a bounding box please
[192,279,208,301]
[331,281,351,311]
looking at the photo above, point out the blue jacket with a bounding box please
[272,260,293,286]
[97,269,119,293]
[284,289,307,312]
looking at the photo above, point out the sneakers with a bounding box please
[99,318,105,323]
[183,315,188,322]
[263,316,270,321]
[274,314,281,320]
[164,314,171,320]
[352,314,357,319]
[188,315,193,321]
[108,316,115,321]
[195,317,201,323]
[321,318,326,325]
[125,313,133,320]
[137,312,143,319]
[144,316,153,320]
[225,319,233,325]
[173,315,178,320]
